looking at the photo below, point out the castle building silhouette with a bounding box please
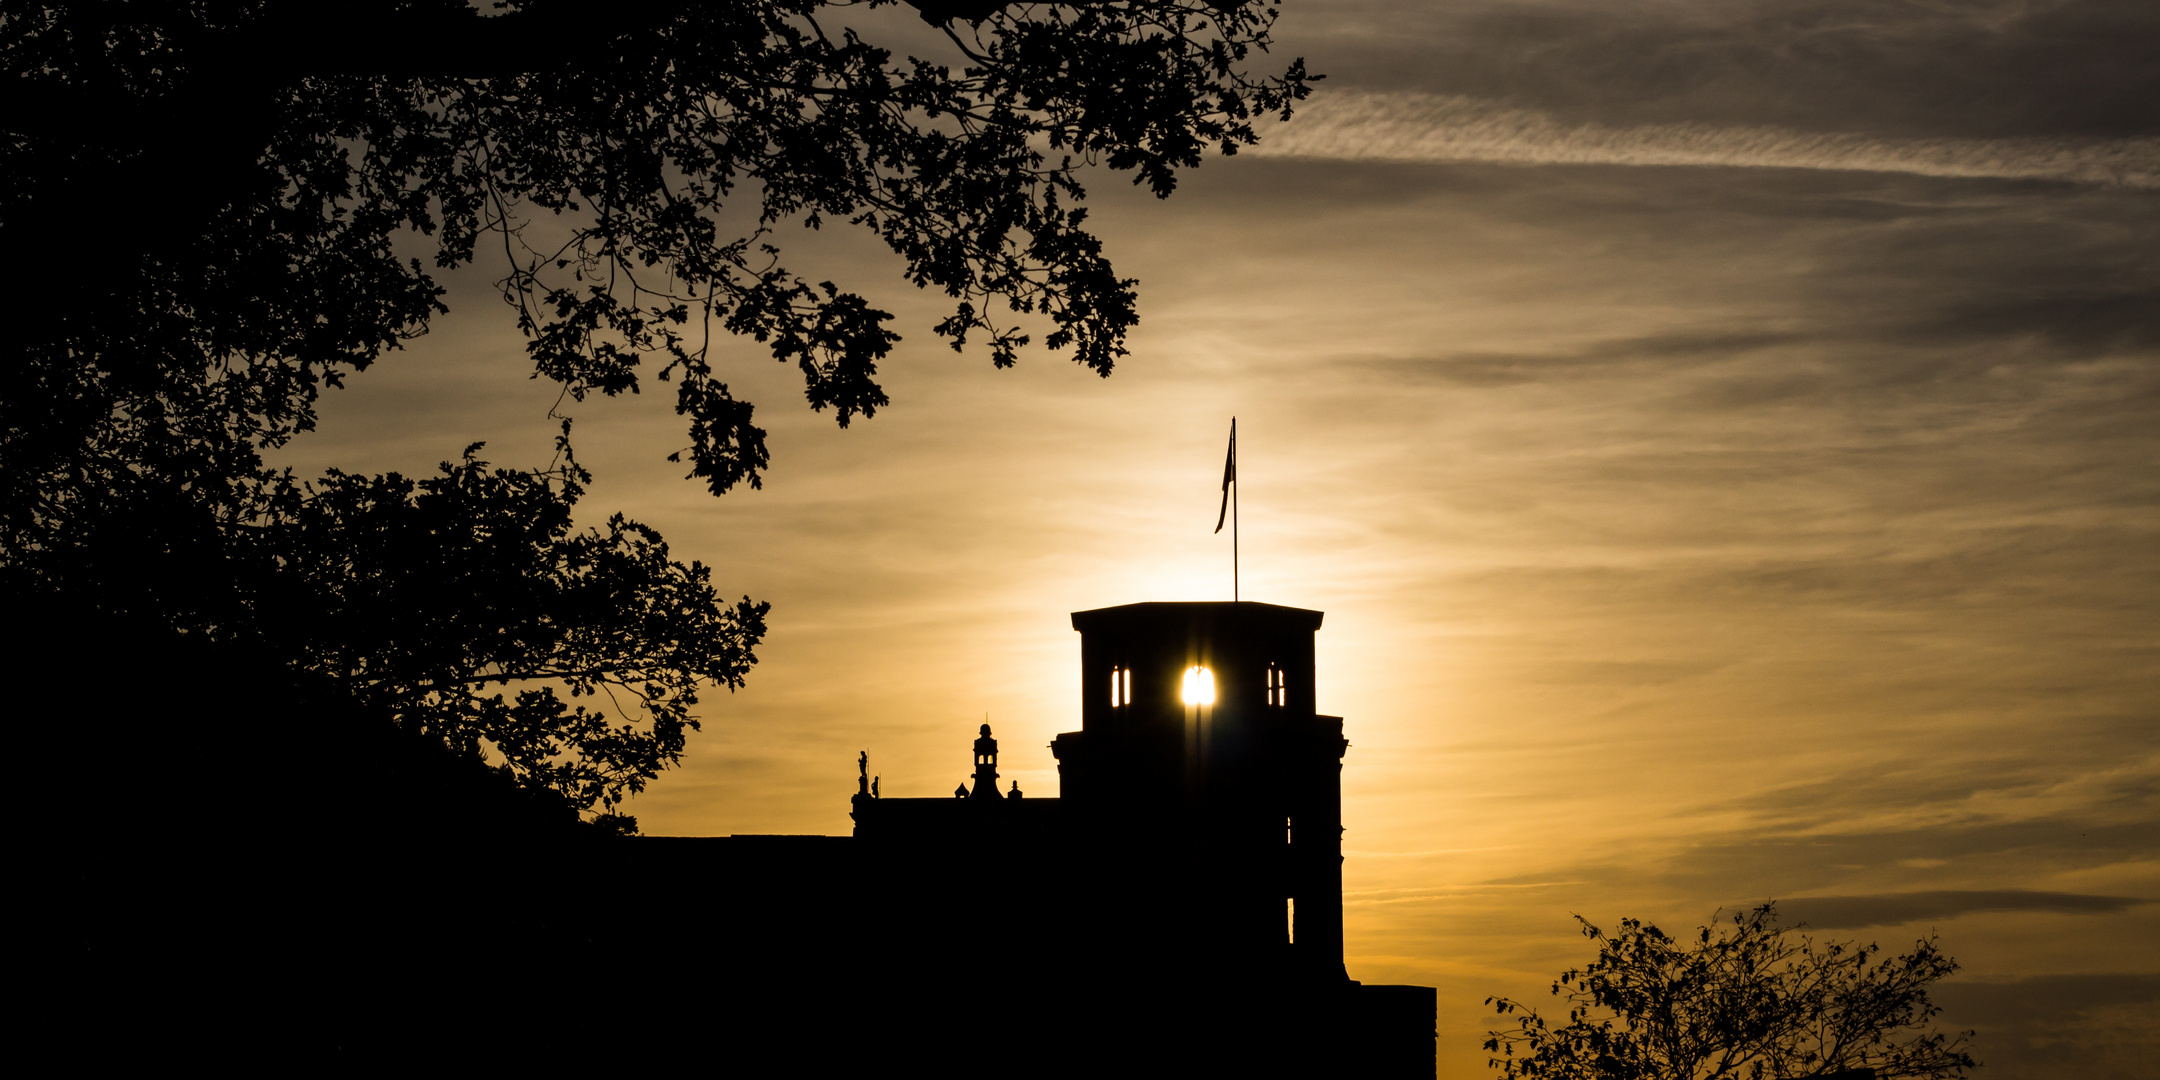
[639,601,1435,1072]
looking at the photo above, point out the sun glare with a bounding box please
[1180,665,1216,706]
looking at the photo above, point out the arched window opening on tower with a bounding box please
[1109,666,1132,707]
[1180,665,1216,706]
[1266,663,1286,707]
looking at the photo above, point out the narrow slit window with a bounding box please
[1266,663,1287,707]
[1110,666,1132,707]
[1287,897,1296,944]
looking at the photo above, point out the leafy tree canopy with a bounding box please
[4,0,1309,510]
[1,0,1307,820]
[258,442,769,813]
[1485,904,1978,1080]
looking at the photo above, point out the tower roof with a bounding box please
[1070,600,1323,634]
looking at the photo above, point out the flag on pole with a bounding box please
[1214,418,1237,534]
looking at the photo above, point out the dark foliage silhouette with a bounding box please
[1,0,1309,815]
[254,443,768,814]
[23,605,632,1065]
[11,417,764,818]
[1484,903,1979,1080]
[4,0,1310,515]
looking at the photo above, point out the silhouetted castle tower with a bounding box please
[1050,601,1347,981]
[848,600,1353,984]
[669,597,1433,1073]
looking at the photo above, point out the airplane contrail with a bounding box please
[1250,90,2160,188]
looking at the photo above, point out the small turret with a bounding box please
[970,723,1000,799]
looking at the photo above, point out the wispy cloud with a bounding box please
[1254,90,2160,188]
[1774,890,2154,929]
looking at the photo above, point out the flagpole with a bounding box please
[1215,417,1238,601]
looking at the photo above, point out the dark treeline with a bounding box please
[4,0,1311,1065]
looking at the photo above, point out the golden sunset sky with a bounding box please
[270,2,2157,1075]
